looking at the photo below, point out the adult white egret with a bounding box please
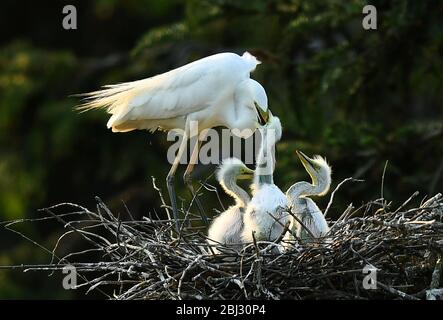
[242,114,290,242]
[285,151,331,242]
[77,52,269,231]
[207,158,253,253]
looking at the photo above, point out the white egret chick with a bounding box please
[77,52,269,231]
[242,115,290,243]
[285,151,331,242]
[207,158,253,253]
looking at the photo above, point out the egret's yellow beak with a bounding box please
[237,166,254,180]
[296,150,316,175]
[255,103,270,125]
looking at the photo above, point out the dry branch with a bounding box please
[1,188,443,300]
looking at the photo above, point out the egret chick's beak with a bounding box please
[296,150,318,180]
[237,166,254,180]
[255,103,269,125]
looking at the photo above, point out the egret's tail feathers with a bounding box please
[75,80,144,113]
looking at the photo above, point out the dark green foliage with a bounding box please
[0,0,442,298]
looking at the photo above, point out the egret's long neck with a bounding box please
[220,172,250,207]
[253,128,276,188]
[287,181,316,200]
[287,173,330,200]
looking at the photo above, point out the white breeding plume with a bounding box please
[77,52,270,231]
[208,158,253,253]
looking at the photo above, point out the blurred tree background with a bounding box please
[0,0,442,298]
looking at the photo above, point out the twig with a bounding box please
[324,177,363,217]
[377,282,420,300]
[381,160,389,209]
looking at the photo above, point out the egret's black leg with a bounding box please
[166,132,188,233]
[183,139,209,226]
[184,169,209,226]
[166,172,180,233]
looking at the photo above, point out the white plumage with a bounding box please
[208,158,253,253]
[242,184,289,241]
[285,151,331,243]
[78,52,270,231]
[242,115,290,242]
[78,52,268,135]
[288,196,330,239]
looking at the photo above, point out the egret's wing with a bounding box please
[303,199,329,237]
[77,52,258,128]
[79,63,212,126]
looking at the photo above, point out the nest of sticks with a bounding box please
[2,179,443,300]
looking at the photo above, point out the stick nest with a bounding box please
[3,188,443,300]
